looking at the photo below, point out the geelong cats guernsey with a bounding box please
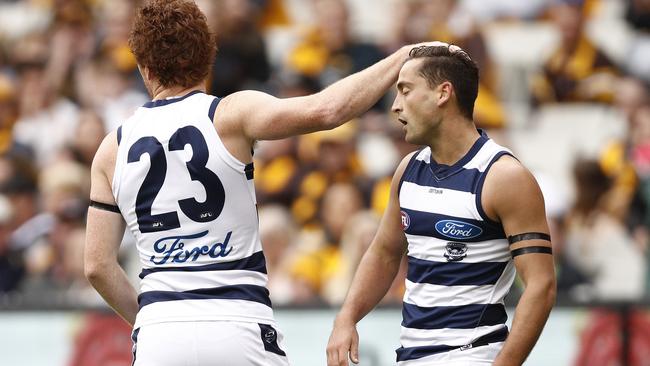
[112,91,273,329]
[397,131,514,364]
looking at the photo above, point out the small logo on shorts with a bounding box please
[264,329,277,344]
[444,242,467,262]
[400,210,410,230]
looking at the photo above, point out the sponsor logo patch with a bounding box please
[435,220,483,240]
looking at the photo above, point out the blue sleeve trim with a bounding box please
[398,149,424,200]
[475,151,513,227]
[244,162,254,180]
[208,97,221,121]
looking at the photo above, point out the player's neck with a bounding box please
[151,83,206,101]
[428,117,479,166]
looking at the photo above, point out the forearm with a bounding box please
[86,262,139,326]
[315,46,410,127]
[493,282,555,366]
[336,246,403,325]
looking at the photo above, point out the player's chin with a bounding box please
[403,131,418,144]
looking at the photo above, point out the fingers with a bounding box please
[327,323,360,366]
[326,347,338,366]
[326,337,345,366]
[338,347,349,366]
[326,346,348,366]
[349,332,359,364]
[326,335,354,366]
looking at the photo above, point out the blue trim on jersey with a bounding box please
[402,208,506,242]
[401,302,507,330]
[139,251,267,279]
[244,162,254,180]
[407,256,508,286]
[208,97,221,121]
[395,326,508,362]
[117,126,122,146]
[403,161,482,193]
[142,90,203,108]
[138,284,272,309]
[475,151,513,226]
[398,150,424,199]
[428,131,488,180]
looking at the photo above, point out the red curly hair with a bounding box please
[129,0,216,88]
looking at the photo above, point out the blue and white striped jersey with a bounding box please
[112,91,273,329]
[397,130,514,364]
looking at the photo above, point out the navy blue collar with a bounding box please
[429,129,488,179]
[142,90,203,108]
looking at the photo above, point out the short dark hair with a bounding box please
[129,0,216,88]
[408,45,479,120]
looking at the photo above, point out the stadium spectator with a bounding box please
[564,159,646,300]
[287,0,387,106]
[258,204,301,305]
[0,194,22,293]
[290,182,364,303]
[207,0,271,97]
[530,1,620,105]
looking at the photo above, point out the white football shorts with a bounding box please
[131,320,290,366]
[396,341,504,366]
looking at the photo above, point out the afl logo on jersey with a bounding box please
[400,210,410,230]
[435,220,483,240]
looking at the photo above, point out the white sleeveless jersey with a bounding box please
[112,91,274,329]
[396,131,514,364]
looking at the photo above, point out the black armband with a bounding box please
[89,200,121,214]
[507,232,551,245]
[511,246,553,258]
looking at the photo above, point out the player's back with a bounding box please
[112,90,273,329]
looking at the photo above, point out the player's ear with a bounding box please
[137,64,153,83]
[437,81,453,107]
[145,67,154,82]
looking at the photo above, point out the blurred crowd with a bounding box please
[0,0,649,308]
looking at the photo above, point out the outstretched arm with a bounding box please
[219,43,445,142]
[483,156,556,366]
[84,132,139,326]
[326,153,414,366]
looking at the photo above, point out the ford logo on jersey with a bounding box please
[435,220,483,240]
[150,230,233,265]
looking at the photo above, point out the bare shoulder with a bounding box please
[392,150,419,184]
[90,130,120,204]
[212,92,238,130]
[487,155,536,188]
[213,90,272,132]
[482,154,546,222]
[92,130,119,174]
[215,91,272,119]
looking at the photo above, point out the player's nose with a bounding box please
[391,96,402,114]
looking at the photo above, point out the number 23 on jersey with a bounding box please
[127,125,225,233]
